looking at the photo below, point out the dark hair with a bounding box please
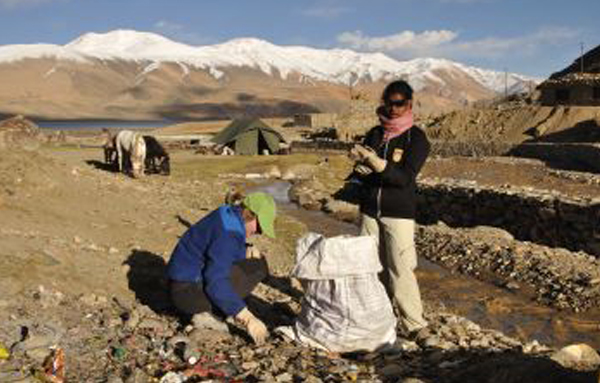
[381,80,413,103]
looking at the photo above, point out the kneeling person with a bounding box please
[166,192,276,344]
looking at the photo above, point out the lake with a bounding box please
[36,120,177,131]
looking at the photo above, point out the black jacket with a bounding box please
[356,125,430,219]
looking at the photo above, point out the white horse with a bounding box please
[115,130,146,178]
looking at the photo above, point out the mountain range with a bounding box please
[0,30,539,121]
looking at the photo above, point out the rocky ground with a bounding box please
[423,103,600,144]
[1,146,599,382]
[288,155,600,311]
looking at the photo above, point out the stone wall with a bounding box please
[288,177,600,311]
[509,142,600,173]
[417,178,600,256]
[429,140,515,158]
[293,113,337,129]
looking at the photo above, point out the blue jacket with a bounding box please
[167,205,247,316]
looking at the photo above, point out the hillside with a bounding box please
[0,30,538,120]
[425,103,600,144]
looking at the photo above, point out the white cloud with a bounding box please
[338,30,458,56]
[154,20,184,33]
[153,20,212,45]
[301,3,353,19]
[337,27,580,60]
[448,27,580,58]
[0,0,60,9]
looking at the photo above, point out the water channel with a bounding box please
[256,181,600,349]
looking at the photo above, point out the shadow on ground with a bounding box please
[86,159,118,173]
[263,274,304,301]
[532,120,600,143]
[442,351,598,383]
[124,249,172,314]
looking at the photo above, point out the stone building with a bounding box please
[538,44,600,106]
[293,113,337,129]
[294,96,379,141]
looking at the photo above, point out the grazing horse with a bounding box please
[142,135,170,175]
[115,130,146,178]
[102,128,117,167]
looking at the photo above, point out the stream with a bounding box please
[256,181,600,349]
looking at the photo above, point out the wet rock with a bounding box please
[380,363,403,377]
[551,344,600,368]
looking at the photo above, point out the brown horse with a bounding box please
[102,128,117,167]
[142,135,170,175]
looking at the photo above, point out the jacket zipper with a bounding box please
[376,141,389,218]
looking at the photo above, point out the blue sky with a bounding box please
[0,0,597,77]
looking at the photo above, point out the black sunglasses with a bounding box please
[386,99,409,108]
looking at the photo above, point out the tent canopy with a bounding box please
[212,118,285,155]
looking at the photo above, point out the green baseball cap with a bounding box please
[243,192,276,238]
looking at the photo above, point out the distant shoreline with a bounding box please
[36,120,176,131]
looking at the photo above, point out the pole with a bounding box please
[580,42,585,73]
[504,67,508,99]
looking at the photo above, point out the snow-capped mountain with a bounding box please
[0,30,539,120]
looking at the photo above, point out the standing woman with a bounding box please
[351,80,430,338]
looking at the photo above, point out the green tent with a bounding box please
[212,118,285,155]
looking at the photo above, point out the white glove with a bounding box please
[246,244,262,259]
[235,307,268,345]
[354,145,387,173]
[354,163,373,176]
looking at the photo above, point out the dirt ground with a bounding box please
[421,156,600,198]
[1,145,599,382]
[2,145,598,307]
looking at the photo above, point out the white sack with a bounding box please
[287,232,396,353]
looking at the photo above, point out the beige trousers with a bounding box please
[360,214,427,333]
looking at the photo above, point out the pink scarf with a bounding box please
[378,109,414,142]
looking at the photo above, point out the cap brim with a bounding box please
[258,216,275,238]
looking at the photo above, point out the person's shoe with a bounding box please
[191,312,229,332]
[405,327,435,346]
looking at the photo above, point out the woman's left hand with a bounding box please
[354,145,387,173]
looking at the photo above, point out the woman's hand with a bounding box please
[350,144,374,162]
[246,244,262,259]
[352,145,387,173]
[354,163,373,176]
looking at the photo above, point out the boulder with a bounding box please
[551,343,600,368]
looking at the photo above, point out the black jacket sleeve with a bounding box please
[380,128,430,187]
